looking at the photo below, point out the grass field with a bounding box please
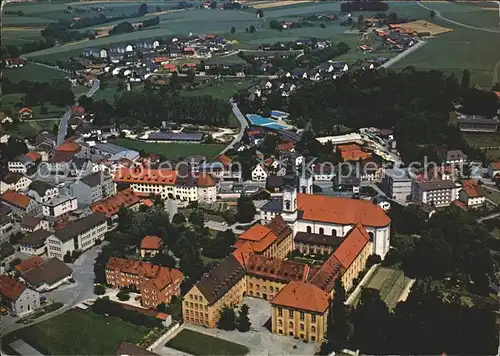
[463,132,500,149]
[2,27,44,46]
[166,329,249,355]
[113,138,225,160]
[365,267,410,309]
[2,93,65,120]
[2,64,68,83]
[7,119,61,138]
[8,309,150,355]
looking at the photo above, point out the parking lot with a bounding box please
[179,297,318,355]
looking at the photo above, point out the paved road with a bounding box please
[57,79,100,146]
[417,1,500,33]
[218,100,249,155]
[477,212,500,223]
[1,245,100,336]
[379,40,426,69]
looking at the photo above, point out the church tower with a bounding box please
[299,170,313,194]
[282,184,298,234]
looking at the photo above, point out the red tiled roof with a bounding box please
[143,199,153,207]
[18,107,32,113]
[90,188,140,217]
[114,168,177,185]
[308,254,344,293]
[163,63,177,71]
[245,254,310,283]
[461,179,483,198]
[140,235,162,250]
[1,191,32,209]
[297,193,391,227]
[277,142,295,152]
[333,222,370,270]
[197,173,216,187]
[25,151,41,161]
[71,106,85,114]
[15,256,44,273]
[106,257,183,291]
[0,275,26,301]
[215,154,232,167]
[491,162,500,170]
[338,144,372,161]
[271,281,329,313]
[55,142,81,153]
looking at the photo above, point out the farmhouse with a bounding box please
[18,107,32,120]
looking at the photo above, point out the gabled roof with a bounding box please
[297,193,391,227]
[140,235,162,250]
[333,222,370,270]
[56,142,81,153]
[1,191,33,209]
[271,281,329,313]
[55,213,107,242]
[20,229,53,246]
[29,181,57,197]
[0,275,27,301]
[245,254,311,283]
[461,179,484,198]
[22,258,73,287]
[15,256,44,273]
[20,215,43,229]
[90,188,139,217]
[197,173,216,187]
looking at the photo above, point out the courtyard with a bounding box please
[160,297,318,356]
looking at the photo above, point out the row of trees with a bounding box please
[2,78,75,108]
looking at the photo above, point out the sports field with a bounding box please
[364,267,411,309]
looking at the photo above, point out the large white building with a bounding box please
[113,168,218,203]
[42,196,78,219]
[47,213,108,260]
[260,185,392,259]
[0,173,32,194]
[412,180,459,207]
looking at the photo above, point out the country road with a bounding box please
[57,79,100,146]
[218,100,249,156]
[417,1,500,33]
[379,40,426,69]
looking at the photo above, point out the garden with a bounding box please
[166,329,249,356]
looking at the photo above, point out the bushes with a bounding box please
[92,298,161,327]
[117,291,130,301]
[94,285,106,295]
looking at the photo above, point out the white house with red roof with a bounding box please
[0,275,40,316]
[459,180,485,207]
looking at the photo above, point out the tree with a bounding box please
[189,210,205,227]
[117,206,134,232]
[323,279,351,352]
[88,33,96,40]
[237,304,251,332]
[203,229,236,259]
[236,195,256,223]
[94,285,105,295]
[138,3,148,16]
[157,302,167,312]
[461,69,471,89]
[230,26,236,34]
[172,213,186,224]
[336,42,349,55]
[269,19,280,30]
[117,290,130,301]
[430,10,436,18]
[249,25,256,33]
[156,5,161,12]
[210,1,217,9]
[40,105,48,114]
[166,295,183,320]
[357,14,364,25]
[217,305,237,330]
[256,9,264,18]
[320,23,326,29]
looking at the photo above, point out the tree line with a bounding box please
[2,78,75,108]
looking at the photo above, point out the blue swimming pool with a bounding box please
[246,114,287,130]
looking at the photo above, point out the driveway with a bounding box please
[181,297,318,356]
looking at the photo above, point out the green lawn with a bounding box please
[112,138,225,160]
[2,64,68,83]
[166,329,249,356]
[8,309,150,355]
[2,93,65,120]
[7,119,60,138]
[483,187,500,205]
[463,132,500,149]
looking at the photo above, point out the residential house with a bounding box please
[0,173,32,194]
[15,256,44,274]
[21,258,73,291]
[444,149,468,165]
[20,216,49,233]
[27,181,59,203]
[0,206,14,237]
[0,243,15,268]
[459,179,485,207]
[488,161,500,179]
[0,131,10,143]
[42,196,78,220]
[412,180,459,207]
[47,212,108,260]
[8,154,35,174]
[90,187,140,223]
[19,230,53,256]
[312,164,335,182]
[139,235,163,258]
[252,164,268,182]
[0,275,40,316]
[106,257,183,308]
[18,108,32,120]
[69,172,115,205]
[1,191,39,217]
[457,115,499,132]
[5,58,25,68]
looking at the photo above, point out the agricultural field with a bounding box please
[5,309,150,355]
[112,138,225,160]
[463,132,500,149]
[2,93,65,120]
[2,64,69,83]
[362,267,412,310]
[6,119,61,138]
[2,27,45,46]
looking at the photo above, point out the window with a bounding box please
[311,336,316,341]
[300,323,304,331]
[278,308,283,317]
[331,229,337,237]
[311,315,316,323]
[306,226,312,233]
[270,286,274,293]
[289,321,293,328]
[289,310,293,318]
[300,312,305,321]
[319,227,324,235]
[311,326,316,333]
[300,334,304,339]
[278,319,283,326]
